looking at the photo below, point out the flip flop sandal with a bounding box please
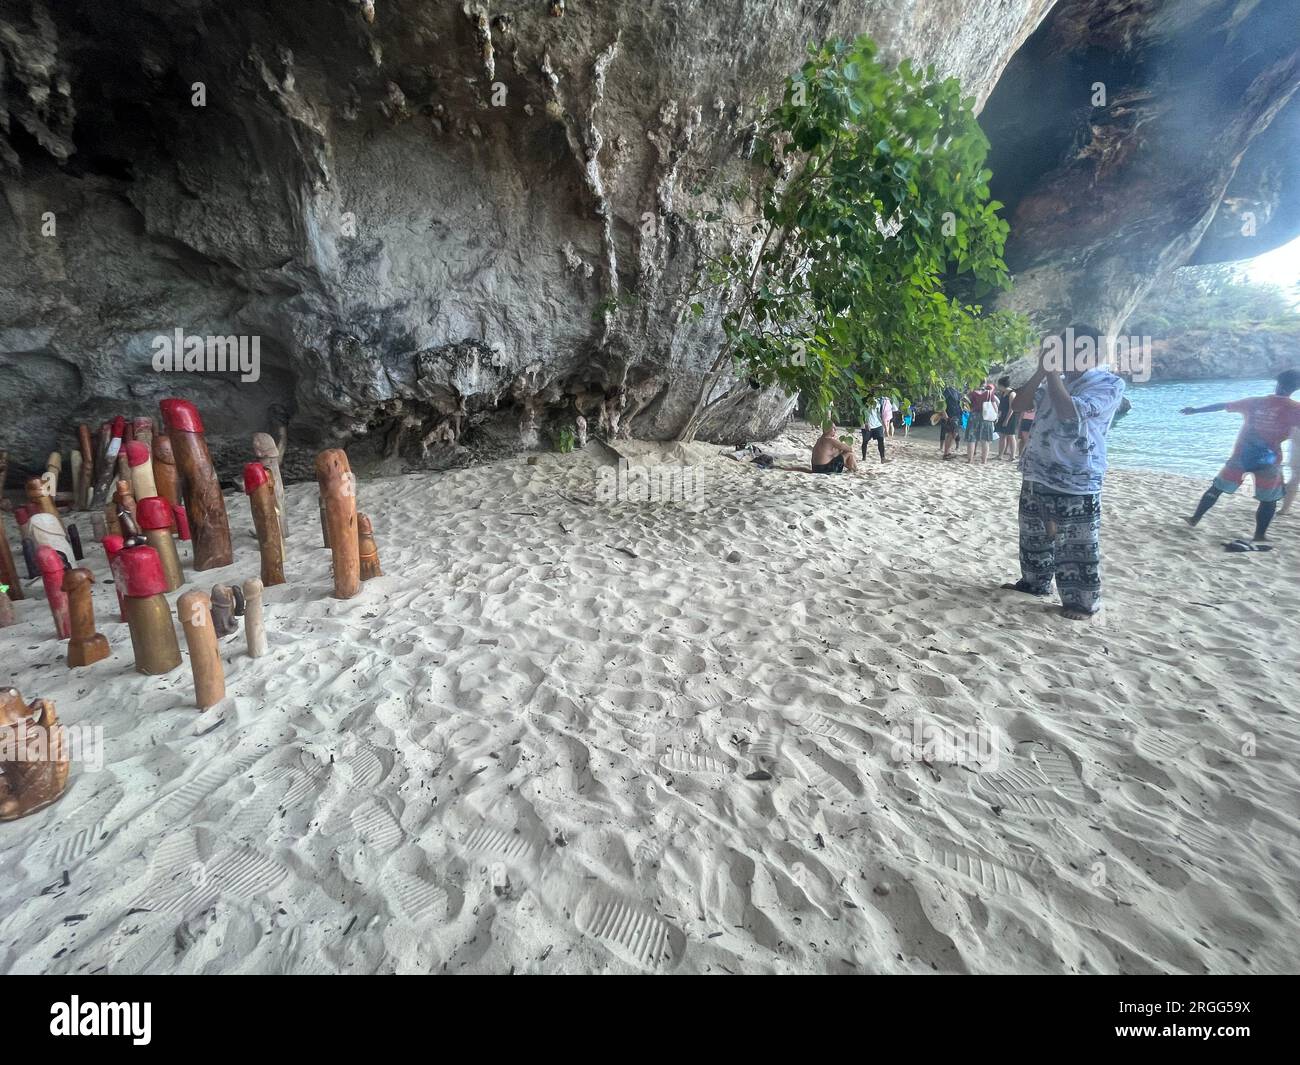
[1224,539,1273,553]
[1001,580,1049,596]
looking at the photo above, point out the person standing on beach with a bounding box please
[996,376,1018,460]
[861,399,888,464]
[965,380,999,464]
[1017,400,1036,456]
[940,385,963,458]
[1182,369,1300,551]
[881,396,895,437]
[1002,324,1126,621]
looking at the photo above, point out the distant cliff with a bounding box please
[1147,327,1300,382]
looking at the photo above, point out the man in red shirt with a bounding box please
[1183,369,1300,550]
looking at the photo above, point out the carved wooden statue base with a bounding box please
[0,689,70,821]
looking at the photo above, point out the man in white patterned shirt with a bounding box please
[1003,324,1126,620]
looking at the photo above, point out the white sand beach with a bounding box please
[2,429,1298,974]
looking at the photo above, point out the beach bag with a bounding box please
[980,397,999,421]
[1240,438,1278,472]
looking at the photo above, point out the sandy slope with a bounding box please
[1,427,1297,974]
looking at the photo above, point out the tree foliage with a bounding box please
[1128,263,1300,336]
[678,36,1030,438]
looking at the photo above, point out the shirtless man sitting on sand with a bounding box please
[811,421,859,474]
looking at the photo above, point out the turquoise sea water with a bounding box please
[1107,378,1281,480]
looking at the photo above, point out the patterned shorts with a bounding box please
[1214,461,1284,502]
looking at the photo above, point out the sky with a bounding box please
[1241,233,1300,301]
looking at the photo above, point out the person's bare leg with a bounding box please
[844,451,858,473]
[980,440,990,464]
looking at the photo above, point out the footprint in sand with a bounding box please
[972,764,1068,818]
[657,748,735,777]
[130,829,289,918]
[1134,729,1191,762]
[1174,816,1224,857]
[1030,745,1089,804]
[382,848,458,924]
[680,674,734,709]
[139,752,261,830]
[348,800,405,855]
[788,744,862,805]
[48,819,115,872]
[79,914,175,975]
[802,714,874,755]
[334,742,392,791]
[27,779,126,876]
[918,843,1034,898]
[460,825,544,865]
[387,870,451,924]
[573,893,686,972]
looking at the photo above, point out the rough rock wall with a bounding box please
[0,0,1056,482]
[982,0,1300,335]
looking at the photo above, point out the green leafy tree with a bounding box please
[1129,264,1300,335]
[677,36,1023,440]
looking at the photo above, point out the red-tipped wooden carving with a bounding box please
[125,440,158,501]
[63,568,109,667]
[0,689,70,821]
[113,543,181,675]
[178,590,225,709]
[36,546,70,640]
[243,462,285,587]
[159,399,232,570]
[137,497,184,591]
[315,449,359,599]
